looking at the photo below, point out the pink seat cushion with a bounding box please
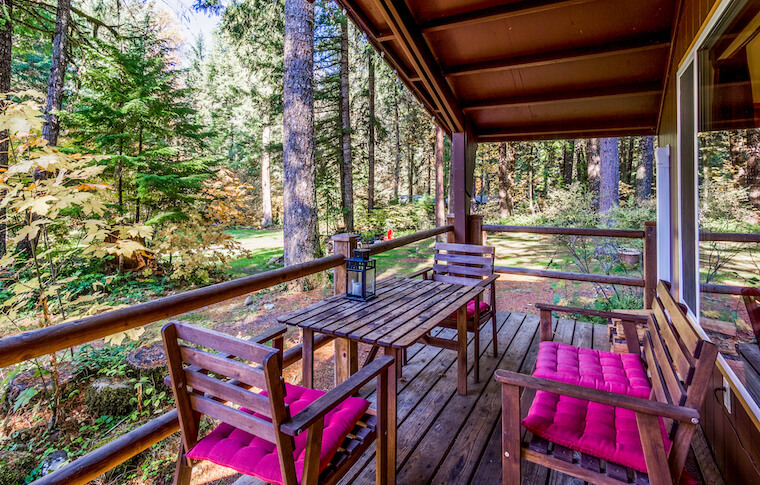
[449,300,490,319]
[523,341,671,473]
[533,341,652,399]
[186,384,370,484]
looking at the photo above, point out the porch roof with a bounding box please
[338,0,678,141]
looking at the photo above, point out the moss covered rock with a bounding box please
[83,378,135,416]
[0,451,35,485]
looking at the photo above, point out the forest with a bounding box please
[0,0,759,483]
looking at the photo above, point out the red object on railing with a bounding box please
[386,229,393,240]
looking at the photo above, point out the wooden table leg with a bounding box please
[457,305,468,395]
[378,346,398,485]
[334,337,358,386]
[302,328,314,389]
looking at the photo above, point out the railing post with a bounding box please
[643,221,657,309]
[332,234,359,385]
[469,214,484,245]
[446,214,456,243]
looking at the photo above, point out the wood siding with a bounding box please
[659,1,760,483]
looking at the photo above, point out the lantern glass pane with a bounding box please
[366,267,376,295]
[348,270,362,296]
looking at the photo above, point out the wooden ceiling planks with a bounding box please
[340,0,678,141]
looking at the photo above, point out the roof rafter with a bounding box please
[444,37,671,78]
[462,83,662,112]
[419,0,598,34]
[477,119,657,141]
[372,0,465,132]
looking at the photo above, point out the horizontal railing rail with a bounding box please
[482,224,645,239]
[494,266,645,287]
[7,225,452,485]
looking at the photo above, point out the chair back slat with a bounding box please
[180,345,268,390]
[646,319,687,406]
[174,323,275,363]
[184,369,272,418]
[189,393,278,443]
[652,300,695,384]
[433,262,492,278]
[435,242,495,254]
[431,242,495,288]
[643,332,673,405]
[435,252,494,266]
[656,282,702,357]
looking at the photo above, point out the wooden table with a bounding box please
[277,276,485,396]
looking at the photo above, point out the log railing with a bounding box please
[3,224,453,485]
[483,222,760,306]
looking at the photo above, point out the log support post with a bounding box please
[446,214,456,243]
[332,234,359,385]
[644,221,657,309]
[469,214,483,245]
[451,127,478,244]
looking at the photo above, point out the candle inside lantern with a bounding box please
[352,281,363,296]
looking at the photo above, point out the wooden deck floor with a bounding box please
[336,310,607,485]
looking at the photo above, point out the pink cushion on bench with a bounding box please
[186,384,370,484]
[522,391,671,473]
[523,341,671,473]
[533,341,652,399]
[449,300,490,319]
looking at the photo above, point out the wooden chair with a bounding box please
[495,281,719,485]
[741,287,760,347]
[162,321,396,485]
[411,242,498,382]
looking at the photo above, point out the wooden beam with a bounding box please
[377,30,394,42]
[420,0,597,34]
[462,83,662,112]
[476,119,657,141]
[372,0,465,132]
[444,38,671,78]
[656,0,685,135]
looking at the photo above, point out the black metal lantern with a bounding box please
[345,248,376,301]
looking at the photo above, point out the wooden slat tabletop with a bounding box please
[277,276,484,349]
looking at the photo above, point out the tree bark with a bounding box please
[367,51,375,212]
[339,18,353,232]
[0,0,11,258]
[747,129,760,208]
[42,0,71,146]
[562,140,574,186]
[586,138,601,210]
[407,102,413,203]
[261,109,273,226]
[283,0,321,275]
[498,142,514,218]
[599,137,620,215]
[637,135,654,201]
[435,125,445,237]
[729,130,747,185]
[393,83,400,202]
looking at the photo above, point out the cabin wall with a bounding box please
[659,1,760,483]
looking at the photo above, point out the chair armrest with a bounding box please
[408,267,433,279]
[250,324,288,344]
[280,355,395,436]
[493,369,700,424]
[478,274,499,288]
[535,303,650,323]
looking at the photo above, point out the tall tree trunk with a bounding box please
[498,142,514,218]
[283,0,320,276]
[626,137,636,186]
[339,19,353,232]
[599,137,620,215]
[261,109,273,225]
[367,51,375,212]
[42,0,71,146]
[637,135,654,201]
[393,83,400,202]
[435,126,445,238]
[586,138,601,210]
[729,130,747,185]
[747,129,760,208]
[529,146,535,214]
[562,140,574,186]
[0,0,11,258]
[575,139,587,186]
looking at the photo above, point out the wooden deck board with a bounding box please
[234,313,617,485]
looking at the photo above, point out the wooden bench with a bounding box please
[495,281,719,485]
